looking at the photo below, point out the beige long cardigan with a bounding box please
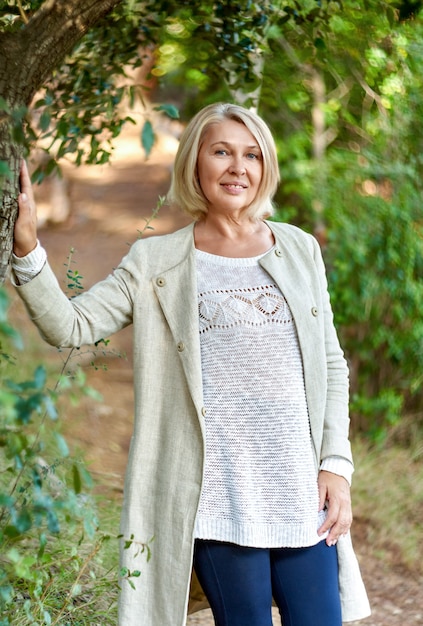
[15,221,371,624]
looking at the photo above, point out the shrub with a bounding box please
[323,161,423,441]
[0,288,118,625]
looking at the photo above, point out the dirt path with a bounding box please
[13,122,423,625]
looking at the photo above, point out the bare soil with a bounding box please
[11,123,423,625]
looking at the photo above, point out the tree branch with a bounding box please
[10,0,123,105]
[17,0,29,24]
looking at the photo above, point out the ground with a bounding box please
[9,121,423,625]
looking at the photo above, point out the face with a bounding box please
[196,118,263,217]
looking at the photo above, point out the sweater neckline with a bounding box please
[195,245,275,267]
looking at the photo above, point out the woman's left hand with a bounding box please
[317,470,352,546]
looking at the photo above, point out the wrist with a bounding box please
[13,241,38,258]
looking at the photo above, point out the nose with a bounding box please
[228,156,246,175]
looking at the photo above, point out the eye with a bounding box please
[215,149,228,156]
[246,152,260,160]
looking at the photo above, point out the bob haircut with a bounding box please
[166,102,280,221]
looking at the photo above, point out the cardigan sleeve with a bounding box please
[311,234,352,465]
[11,240,46,285]
[14,245,140,348]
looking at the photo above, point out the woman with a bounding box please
[12,103,370,625]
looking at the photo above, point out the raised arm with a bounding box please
[12,160,135,348]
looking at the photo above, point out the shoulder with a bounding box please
[267,221,318,254]
[121,222,195,275]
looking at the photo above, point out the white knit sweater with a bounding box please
[194,249,337,548]
[12,243,352,548]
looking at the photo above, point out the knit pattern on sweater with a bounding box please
[194,249,327,548]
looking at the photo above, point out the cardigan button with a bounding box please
[177,341,185,352]
[156,277,166,287]
[201,407,207,416]
[311,307,318,316]
[275,248,283,257]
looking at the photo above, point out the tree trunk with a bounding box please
[310,68,327,246]
[0,0,122,283]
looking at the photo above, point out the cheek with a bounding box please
[198,160,221,188]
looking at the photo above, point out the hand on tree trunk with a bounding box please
[13,161,38,258]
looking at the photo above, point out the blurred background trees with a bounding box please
[1,0,422,437]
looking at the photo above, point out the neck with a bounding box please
[194,215,274,258]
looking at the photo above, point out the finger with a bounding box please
[17,190,35,223]
[318,501,340,537]
[321,504,353,546]
[19,160,34,202]
[326,514,352,546]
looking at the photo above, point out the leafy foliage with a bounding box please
[0,289,149,624]
[325,160,423,440]
[0,1,44,32]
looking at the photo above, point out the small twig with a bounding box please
[50,540,104,625]
[137,196,165,238]
[17,0,29,24]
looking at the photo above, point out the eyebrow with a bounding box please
[210,140,260,150]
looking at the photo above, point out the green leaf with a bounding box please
[0,321,23,349]
[15,509,32,534]
[39,111,51,132]
[34,366,47,390]
[72,463,82,494]
[55,433,69,456]
[154,104,180,119]
[44,395,58,420]
[46,510,60,534]
[141,120,155,158]
[37,533,47,559]
[78,464,93,488]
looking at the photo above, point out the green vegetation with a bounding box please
[352,434,423,575]
[0,289,129,625]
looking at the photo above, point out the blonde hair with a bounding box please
[166,102,280,220]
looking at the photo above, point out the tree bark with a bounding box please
[310,68,327,246]
[0,0,123,283]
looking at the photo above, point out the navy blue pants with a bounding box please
[193,539,342,626]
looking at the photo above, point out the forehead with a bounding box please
[201,118,259,146]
